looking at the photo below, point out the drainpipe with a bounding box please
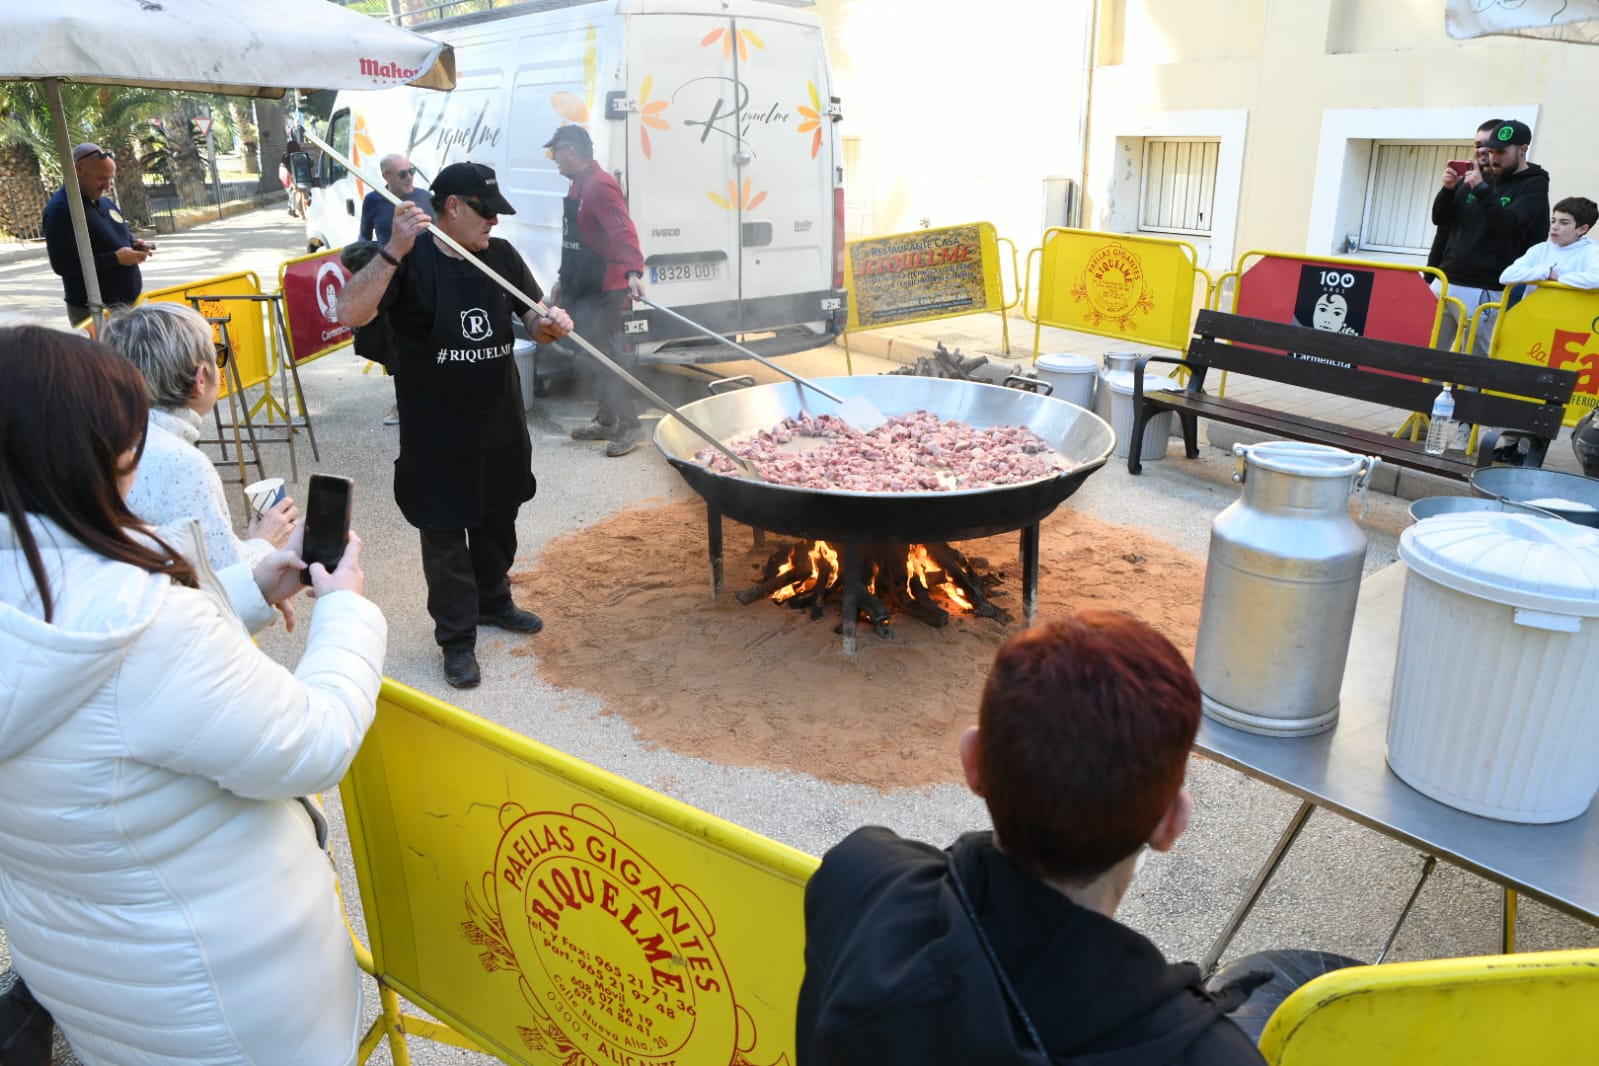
[1076,0,1100,228]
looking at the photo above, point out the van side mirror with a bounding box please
[288,151,317,188]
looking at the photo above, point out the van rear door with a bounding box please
[625,9,838,357]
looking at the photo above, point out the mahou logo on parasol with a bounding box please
[464,802,784,1066]
[359,57,421,84]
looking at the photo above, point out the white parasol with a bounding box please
[0,0,455,319]
[1446,0,1599,43]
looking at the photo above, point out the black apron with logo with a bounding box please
[391,236,536,531]
[559,191,609,299]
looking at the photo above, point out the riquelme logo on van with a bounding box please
[359,58,421,82]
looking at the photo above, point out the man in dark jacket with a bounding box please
[42,142,152,325]
[796,611,1265,1066]
[1431,119,1549,356]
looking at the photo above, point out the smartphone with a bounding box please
[300,474,353,585]
[1446,160,1474,178]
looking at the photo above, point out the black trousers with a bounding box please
[570,289,638,428]
[418,504,520,651]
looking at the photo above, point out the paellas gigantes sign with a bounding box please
[340,684,813,1066]
[469,804,741,1065]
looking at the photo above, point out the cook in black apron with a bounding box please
[388,232,539,651]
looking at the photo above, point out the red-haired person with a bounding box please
[796,611,1265,1065]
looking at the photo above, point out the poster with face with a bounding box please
[1293,265,1375,336]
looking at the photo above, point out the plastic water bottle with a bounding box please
[1425,385,1455,456]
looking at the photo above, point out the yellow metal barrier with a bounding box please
[141,272,271,398]
[341,680,818,1066]
[1031,228,1213,357]
[1482,282,1599,427]
[1259,947,1599,1065]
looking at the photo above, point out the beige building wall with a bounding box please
[1086,0,1599,274]
[816,0,1095,262]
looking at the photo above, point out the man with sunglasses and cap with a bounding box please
[337,161,573,690]
[42,142,153,326]
[544,125,649,458]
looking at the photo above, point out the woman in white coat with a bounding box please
[0,326,386,1065]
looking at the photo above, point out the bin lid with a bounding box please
[1036,352,1098,374]
[1399,511,1599,617]
[1105,369,1180,395]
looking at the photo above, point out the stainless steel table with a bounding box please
[1195,562,1599,969]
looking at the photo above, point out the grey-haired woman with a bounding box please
[102,302,299,573]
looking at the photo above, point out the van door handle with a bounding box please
[345,199,355,216]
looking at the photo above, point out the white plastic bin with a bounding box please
[1104,369,1178,461]
[513,339,537,412]
[1389,512,1599,823]
[1034,352,1098,410]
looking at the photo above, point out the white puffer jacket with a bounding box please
[0,515,387,1066]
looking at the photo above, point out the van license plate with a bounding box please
[650,262,720,284]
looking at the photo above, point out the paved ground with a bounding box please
[4,206,1596,1064]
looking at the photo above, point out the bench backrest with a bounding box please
[1190,309,1576,437]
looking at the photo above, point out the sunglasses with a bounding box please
[75,149,113,162]
[459,195,497,218]
[385,167,416,179]
[212,343,230,369]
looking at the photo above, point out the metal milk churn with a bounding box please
[1194,442,1379,736]
[1095,352,1140,424]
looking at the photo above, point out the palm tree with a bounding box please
[0,81,168,227]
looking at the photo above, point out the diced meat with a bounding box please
[694,410,1063,491]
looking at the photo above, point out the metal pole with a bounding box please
[205,107,224,221]
[44,78,107,323]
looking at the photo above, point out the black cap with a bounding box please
[1489,120,1532,147]
[542,125,593,153]
[431,161,516,216]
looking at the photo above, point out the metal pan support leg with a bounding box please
[1201,799,1315,974]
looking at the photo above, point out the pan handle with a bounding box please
[1004,374,1054,397]
[709,375,758,395]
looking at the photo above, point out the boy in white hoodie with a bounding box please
[1500,196,1599,289]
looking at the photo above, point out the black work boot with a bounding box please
[442,647,481,689]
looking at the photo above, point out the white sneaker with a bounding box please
[382,405,400,426]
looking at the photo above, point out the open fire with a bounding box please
[737,539,1011,636]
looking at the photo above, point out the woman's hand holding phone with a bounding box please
[253,522,308,631]
[308,532,365,599]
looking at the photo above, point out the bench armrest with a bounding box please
[1133,352,1201,403]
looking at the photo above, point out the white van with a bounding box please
[301,0,846,385]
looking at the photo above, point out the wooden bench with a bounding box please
[1128,309,1578,478]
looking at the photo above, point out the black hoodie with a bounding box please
[796,828,1264,1066]
[1431,162,1551,289]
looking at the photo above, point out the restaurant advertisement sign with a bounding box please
[844,222,1002,331]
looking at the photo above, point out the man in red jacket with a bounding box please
[546,125,649,457]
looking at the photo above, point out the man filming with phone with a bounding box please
[338,162,573,690]
[1430,118,1549,358]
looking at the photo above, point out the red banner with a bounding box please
[1234,256,1442,347]
[280,249,353,363]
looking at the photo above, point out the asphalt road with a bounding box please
[3,206,1595,1064]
